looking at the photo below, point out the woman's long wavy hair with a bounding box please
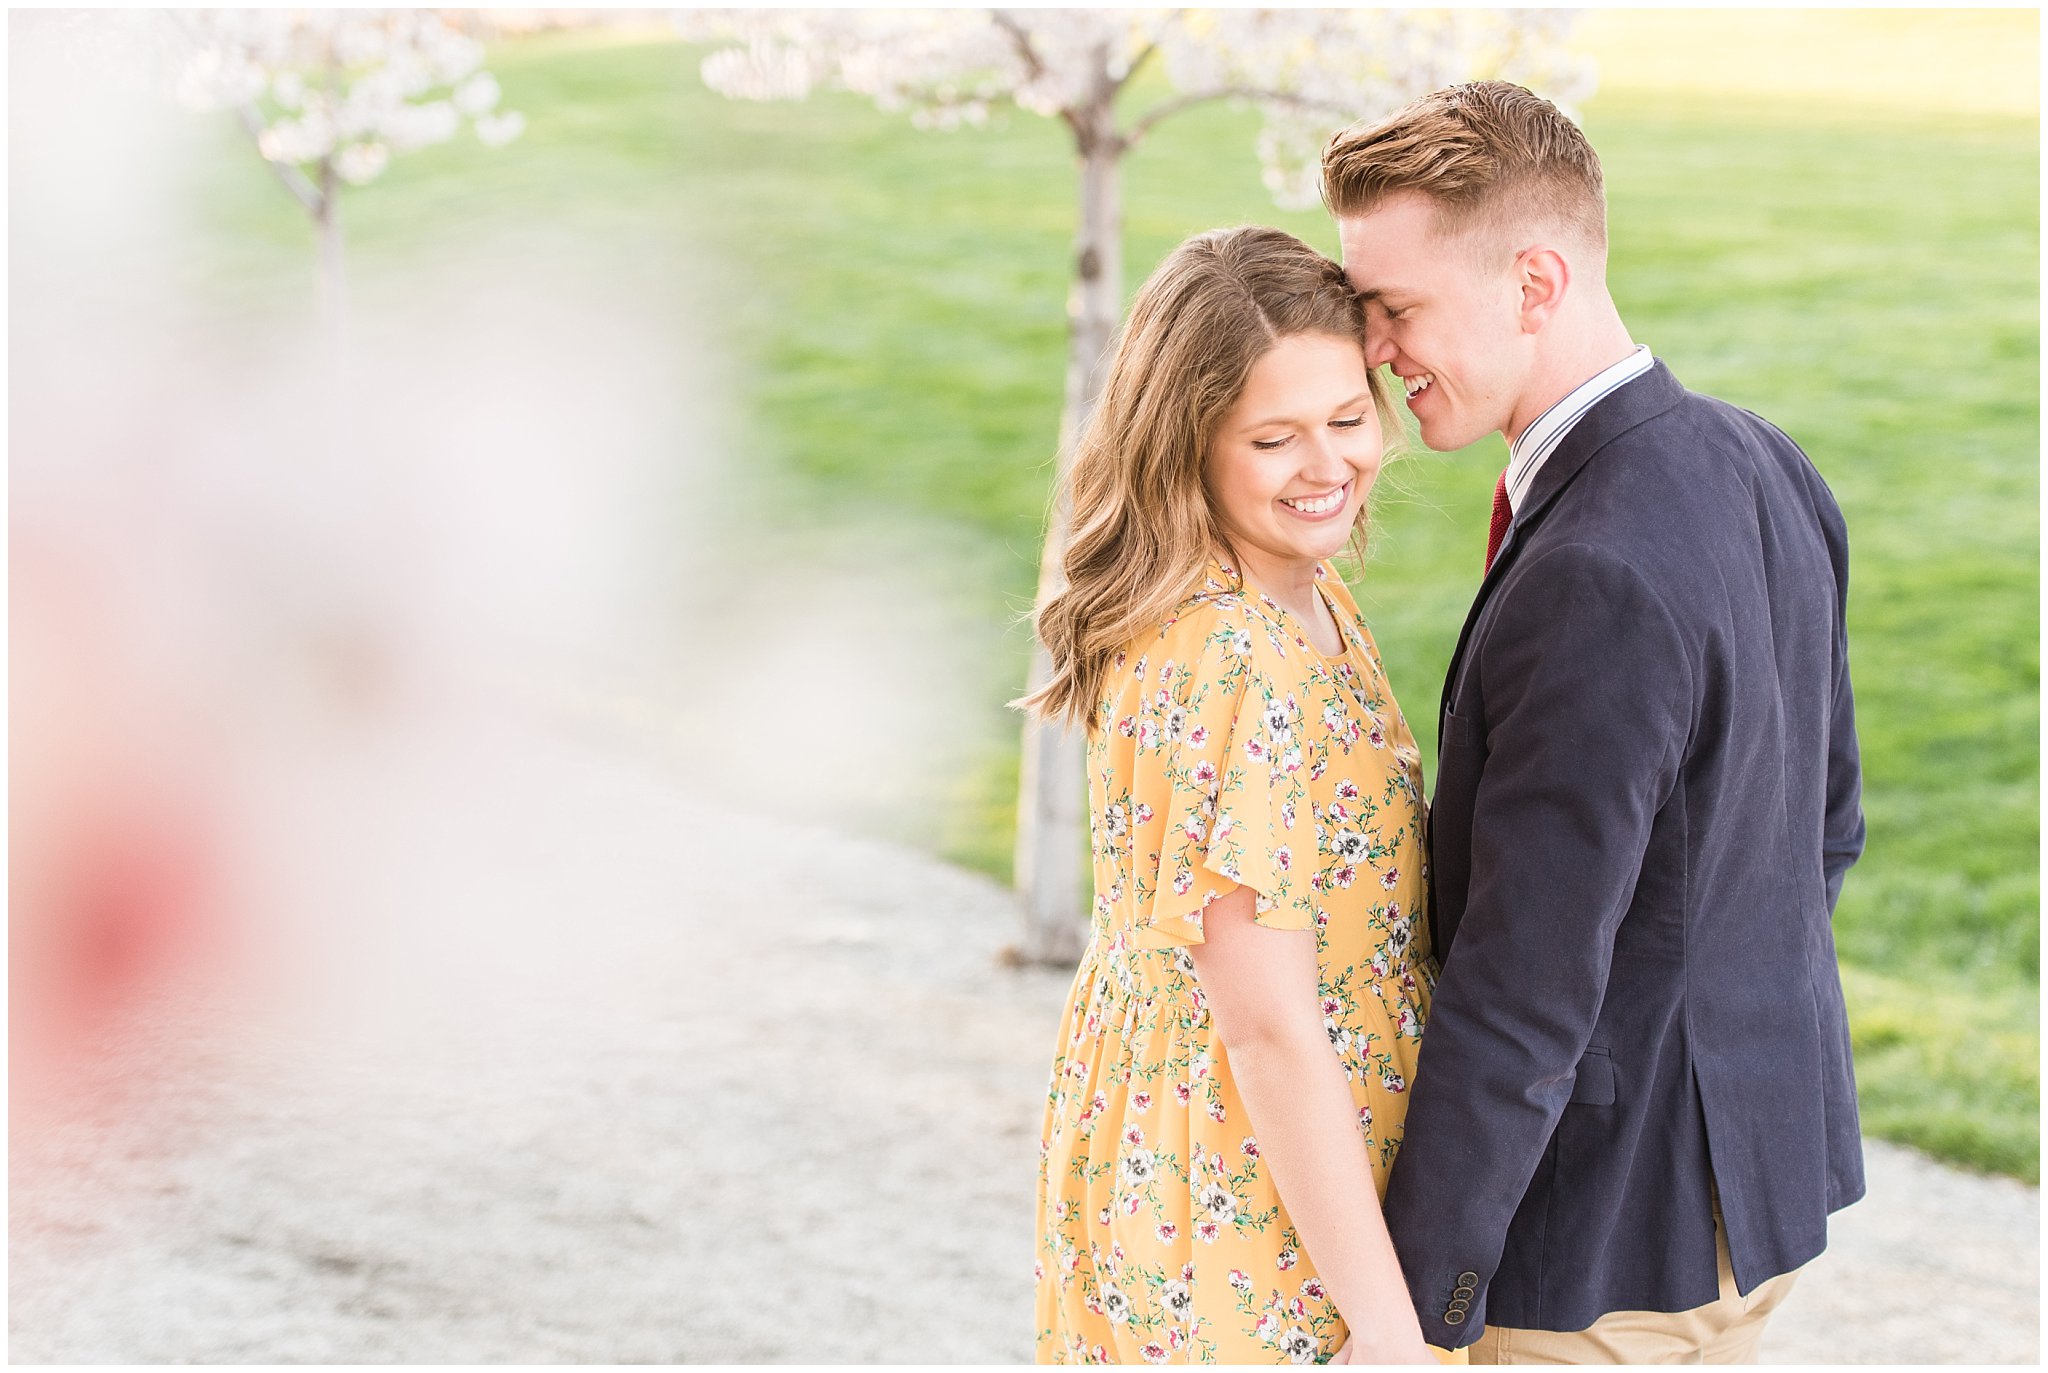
[1015,225,1401,730]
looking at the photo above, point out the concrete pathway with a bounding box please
[9,706,2038,1363]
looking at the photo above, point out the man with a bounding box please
[1321,82,1866,1363]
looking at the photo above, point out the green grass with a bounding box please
[1841,966,2039,1180]
[178,31,2038,1179]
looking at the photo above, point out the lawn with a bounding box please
[183,24,2038,1180]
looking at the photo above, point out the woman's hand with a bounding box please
[1332,1330,1436,1364]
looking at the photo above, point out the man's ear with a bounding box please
[1517,245,1571,333]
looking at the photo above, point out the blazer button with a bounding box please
[1448,1298,1469,1313]
[1457,1271,1479,1286]
[1452,1285,1476,1300]
[1444,1311,1466,1326]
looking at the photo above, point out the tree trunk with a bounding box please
[314,161,346,357]
[1013,85,1124,967]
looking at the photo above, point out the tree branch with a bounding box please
[232,101,326,218]
[988,11,1120,155]
[165,11,327,218]
[1113,6,1182,97]
[1114,38,1159,98]
[988,8,1047,85]
[1122,84,1357,148]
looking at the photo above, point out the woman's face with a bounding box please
[1205,332,1383,579]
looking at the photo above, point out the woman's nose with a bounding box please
[1302,431,1353,483]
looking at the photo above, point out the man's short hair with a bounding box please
[1321,80,1606,256]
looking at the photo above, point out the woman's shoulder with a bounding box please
[1125,564,1266,658]
[1112,561,1315,695]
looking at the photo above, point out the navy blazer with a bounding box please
[1382,360,1866,1345]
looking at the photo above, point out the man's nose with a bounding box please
[1362,317,1398,370]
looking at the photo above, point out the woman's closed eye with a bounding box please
[1252,415,1370,451]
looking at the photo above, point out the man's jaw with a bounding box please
[1398,371,1471,452]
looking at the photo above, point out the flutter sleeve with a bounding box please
[1112,604,1322,950]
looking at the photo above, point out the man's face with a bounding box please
[1336,192,1532,453]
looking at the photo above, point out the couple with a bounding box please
[1025,83,1865,1365]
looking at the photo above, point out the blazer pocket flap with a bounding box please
[1439,705,1480,751]
[1568,1048,1616,1106]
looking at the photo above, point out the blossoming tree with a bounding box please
[684,8,1595,963]
[169,9,528,328]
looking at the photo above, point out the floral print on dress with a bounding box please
[1035,559,1440,1364]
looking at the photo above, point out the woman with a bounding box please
[1021,226,1453,1365]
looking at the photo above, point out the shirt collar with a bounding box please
[1503,345,1654,513]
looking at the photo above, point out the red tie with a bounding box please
[1485,469,1512,572]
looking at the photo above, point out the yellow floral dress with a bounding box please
[1034,558,1441,1365]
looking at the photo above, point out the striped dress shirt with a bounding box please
[1503,344,1654,514]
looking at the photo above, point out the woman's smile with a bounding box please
[1278,480,1353,521]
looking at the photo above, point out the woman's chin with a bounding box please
[1295,525,1358,561]
[1264,539,1349,572]
[1238,520,1357,573]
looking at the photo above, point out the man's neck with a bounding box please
[1504,318,1640,449]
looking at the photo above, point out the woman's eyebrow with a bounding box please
[1237,390,1376,430]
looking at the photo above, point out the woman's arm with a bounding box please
[1189,884,1432,1364]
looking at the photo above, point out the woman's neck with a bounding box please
[1226,544,1324,626]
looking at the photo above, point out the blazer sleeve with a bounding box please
[1381,542,1695,1348]
[1818,493,1865,913]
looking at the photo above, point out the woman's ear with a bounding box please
[1517,245,1571,333]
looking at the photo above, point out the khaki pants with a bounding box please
[1471,1204,1799,1365]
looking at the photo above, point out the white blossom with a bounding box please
[379,97,460,152]
[452,71,500,116]
[176,44,267,109]
[682,8,1596,209]
[169,10,526,188]
[475,111,526,149]
[334,140,390,185]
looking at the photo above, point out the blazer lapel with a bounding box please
[1435,361,1689,727]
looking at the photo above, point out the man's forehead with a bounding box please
[1335,257,1421,302]
[1345,274,1412,301]
[1337,194,1441,243]
[1336,205,1438,290]
[1338,213,1496,296]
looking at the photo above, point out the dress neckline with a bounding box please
[1241,564,1357,665]
[1304,577,1360,665]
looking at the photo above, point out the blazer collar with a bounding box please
[1437,360,1687,726]
[1506,358,1687,540]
